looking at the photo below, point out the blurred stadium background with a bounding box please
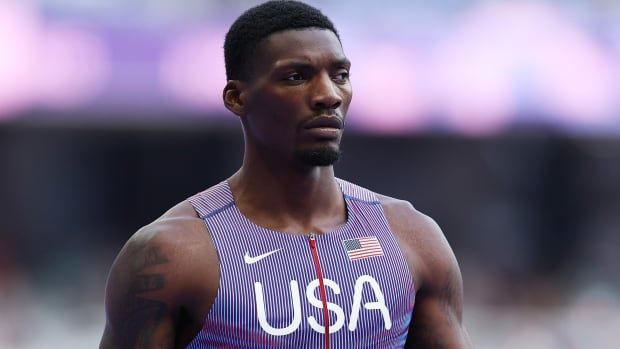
[1,0,620,348]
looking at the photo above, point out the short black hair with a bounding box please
[224,0,340,80]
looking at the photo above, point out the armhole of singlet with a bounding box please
[336,177,381,204]
[337,177,417,298]
[185,182,233,327]
[188,181,234,219]
[376,198,418,301]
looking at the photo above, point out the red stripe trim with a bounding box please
[309,236,330,349]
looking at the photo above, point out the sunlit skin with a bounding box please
[100,28,471,349]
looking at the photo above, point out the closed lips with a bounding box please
[304,116,343,129]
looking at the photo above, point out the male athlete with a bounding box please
[100,1,472,348]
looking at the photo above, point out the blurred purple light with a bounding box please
[431,2,619,133]
[347,44,430,132]
[0,0,108,118]
[38,24,109,108]
[2,0,620,134]
[159,27,227,113]
[0,0,40,119]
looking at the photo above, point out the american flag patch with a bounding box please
[342,236,384,261]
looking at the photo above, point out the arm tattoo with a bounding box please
[137,246,170,270]
[117,246,171,348]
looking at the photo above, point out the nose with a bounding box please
[310,72,342,111]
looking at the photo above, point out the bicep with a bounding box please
[405,217,471,348]
[100,237,177,349]
[405,269,471,349]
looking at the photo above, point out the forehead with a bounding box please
[254,28,347,69]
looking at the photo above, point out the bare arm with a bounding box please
[100,203,217,349]
[405,216,472,349]
[380,196,471,349]
[100,227,179,349]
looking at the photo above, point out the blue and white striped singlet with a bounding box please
[186,178,415,348]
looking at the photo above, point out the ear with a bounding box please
[223,80,247,117]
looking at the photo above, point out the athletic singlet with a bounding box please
[186,178,415,348]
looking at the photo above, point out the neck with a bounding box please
[228,146,346,234]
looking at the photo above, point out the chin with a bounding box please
[294,147,341,167]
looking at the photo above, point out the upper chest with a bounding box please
[204,204,416,306]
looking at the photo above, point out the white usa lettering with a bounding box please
[254,280,302,336]
[306,278,345,333]
[253,274,391,336]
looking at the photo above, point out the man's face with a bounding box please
[241,28,352,167]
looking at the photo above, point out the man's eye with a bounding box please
[334,72,350,81]
[285,73,304,81]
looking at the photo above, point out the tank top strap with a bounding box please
[188,181,234,219]
[336,177,379,204]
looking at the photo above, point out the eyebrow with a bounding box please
[335,58,352,68]
[273,58,351,70]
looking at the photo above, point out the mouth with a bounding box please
[302,116,343,140]
[303,115,344,130]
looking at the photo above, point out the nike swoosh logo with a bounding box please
[244,249,281,265]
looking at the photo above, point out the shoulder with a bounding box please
[377,194,438,234]
[105,200,217,311]
[121,201,213,274]
[376,193,459,291]
[377,193,443,249]
[131,200,210,252]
